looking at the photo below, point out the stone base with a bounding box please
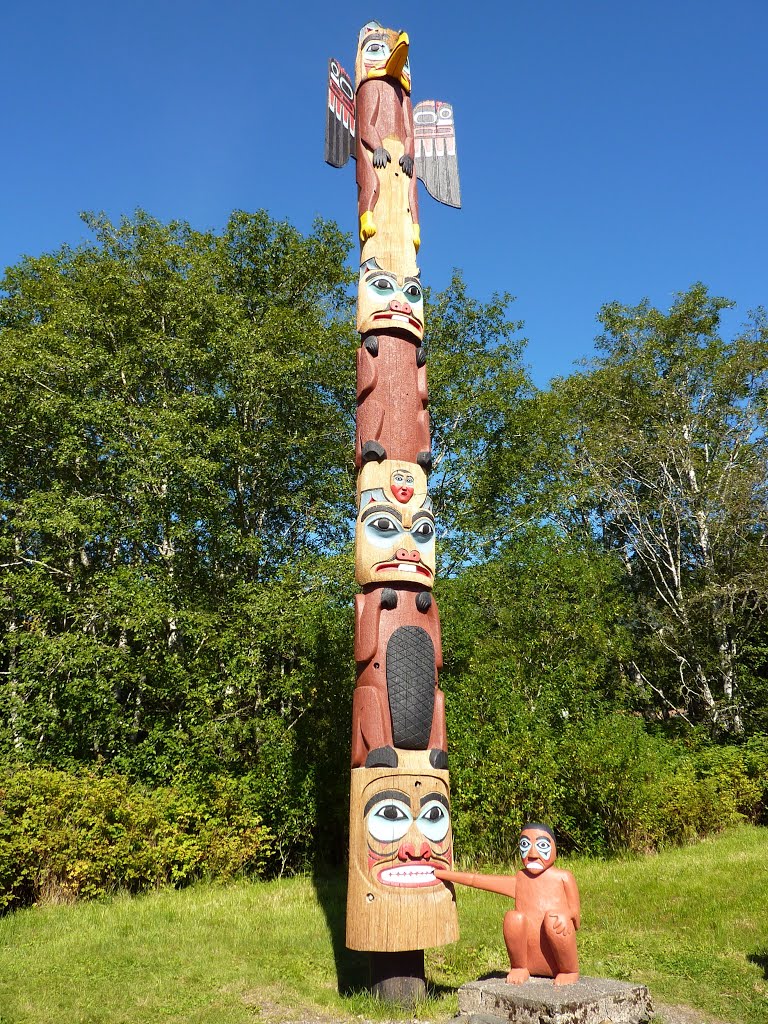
[457,974,654,1024]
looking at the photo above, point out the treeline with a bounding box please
[0,211,766,905]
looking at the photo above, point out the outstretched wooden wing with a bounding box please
[413,100,461,208]
[325,59,356,168]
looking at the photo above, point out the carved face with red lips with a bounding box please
[357,258,424,341]
[390,467,415,503]
[363,774,452,889]
[519,825,557,875]
[356,500,435,586]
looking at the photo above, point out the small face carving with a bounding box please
[358,459,429,511]
[361,773,452,889]
[357,259,424,341]
[356,21,411,92]
[390,468,415,503]
[519,826,557,875]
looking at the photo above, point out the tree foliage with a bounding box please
[546,285,768,734]
[1,213,765,877]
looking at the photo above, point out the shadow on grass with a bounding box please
[747,952,768,979]
[311,871,370,996]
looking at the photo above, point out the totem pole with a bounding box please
[325,21,461,997]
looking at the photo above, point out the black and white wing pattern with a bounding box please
[325,59,356,168]
[414,100,461,208]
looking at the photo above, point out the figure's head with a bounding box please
[357,258,424,341]
[346,754,458,951]
[356,460,434,587]
[355,770,452,890]
[519,823,557,875]
[355,21,411,92]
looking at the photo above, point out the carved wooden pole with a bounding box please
[326,20,461,1001]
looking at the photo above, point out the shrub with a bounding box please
[0,767,272,911]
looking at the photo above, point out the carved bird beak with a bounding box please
[385,32,409,81]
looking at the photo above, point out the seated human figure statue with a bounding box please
[434,823,580,985]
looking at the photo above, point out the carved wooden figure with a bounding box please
[355,459,435,588]
[357,258,424,342]
[435,825,581,986]
[325,20,461,973]
[356,332,430,469]
[352,584,446,769]
[347,750,459,952]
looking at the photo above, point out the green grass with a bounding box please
[0,826,766,1024]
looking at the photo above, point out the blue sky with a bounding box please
[1,0,766,386]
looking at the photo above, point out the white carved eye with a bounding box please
[417,801,450,842]
[364,41,390,61]
[412,519,434,542]
[535,838,552,858]
[368,800,412,843]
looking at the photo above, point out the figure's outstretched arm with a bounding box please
[434,869,516,900]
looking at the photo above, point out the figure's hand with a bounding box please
[359,211,377,242]
[547,912,573,937]
[399,153,414,177]
[372,147,392,168]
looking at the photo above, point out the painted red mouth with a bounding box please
[375,562,433,578]
[377,861,440,887]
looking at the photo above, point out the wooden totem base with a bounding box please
[346,751,459,953]
[370,950,426,1004]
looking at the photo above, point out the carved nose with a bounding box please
[397,842,416,861]
[390,298,413,315]
[395,548,420,562]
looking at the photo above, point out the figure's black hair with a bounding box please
[521,822,555,841]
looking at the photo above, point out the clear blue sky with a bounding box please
[1,0,765,385]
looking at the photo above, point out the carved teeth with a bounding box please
[399,564,418,572]
[379,865,436,886]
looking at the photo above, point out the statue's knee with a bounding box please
[503,910,526,937]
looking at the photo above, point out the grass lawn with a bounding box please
[0,825,765,1024]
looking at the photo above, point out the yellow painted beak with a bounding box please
[385,32,409,82]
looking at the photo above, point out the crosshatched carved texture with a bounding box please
[387,625,435,748]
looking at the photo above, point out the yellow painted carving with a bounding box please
[360,210,377,242]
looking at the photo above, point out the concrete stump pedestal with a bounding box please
[457,974,653,1024]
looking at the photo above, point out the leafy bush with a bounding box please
[0,768,272,910]
[448,711,768,862]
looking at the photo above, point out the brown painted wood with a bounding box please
[351,585,445,767]
[356,332,429,469]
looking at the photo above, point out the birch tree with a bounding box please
[552,284,768,734]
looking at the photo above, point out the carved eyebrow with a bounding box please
[360,504,403,524]
[411,510,435,524]
[404,276,422,286]
[364,789,412,817]
[420,792,449,810]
